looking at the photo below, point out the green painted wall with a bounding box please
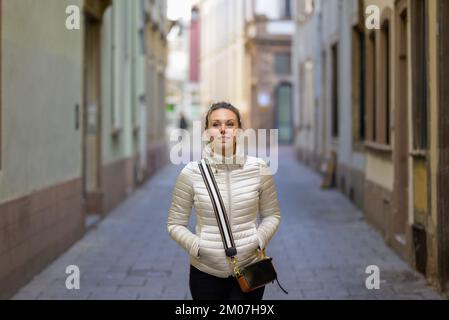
[101,0,146,165]
[0,0,153,202]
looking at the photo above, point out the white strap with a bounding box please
[198,159,236,257]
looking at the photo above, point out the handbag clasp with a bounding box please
[230,257,241,277]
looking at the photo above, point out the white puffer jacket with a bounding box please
[167,142,281,278]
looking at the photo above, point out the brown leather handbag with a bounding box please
[198,159,288,294]
[233,254,278,293]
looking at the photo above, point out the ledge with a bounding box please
[364,141,393,154]
[410,149,427,159]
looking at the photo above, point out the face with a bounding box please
[207,108,239,154]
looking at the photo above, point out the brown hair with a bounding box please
[204,102,242,130]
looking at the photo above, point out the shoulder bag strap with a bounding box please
[198,159,237,257]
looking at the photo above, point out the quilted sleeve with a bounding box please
[167,162,201,257]
[256,159,281,250]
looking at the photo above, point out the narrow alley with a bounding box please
[12,147,443,300]
[3,0,449,301]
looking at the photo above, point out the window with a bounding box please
[299,64,305,129]
[366,31,376,142]
[299,61,314,133]
[321,50,327,153]
[282,0,292,18]
[331,43,339,138]
[297,0,314,22]
[365,12,391,147]
[110,4,122,134]
[124,2,129,60]
[379,19,391,145]
[139,0,146,54]
[411,0,428,150]
[305,0,314,15]
[352,26,366,145]
[275,53,291,75]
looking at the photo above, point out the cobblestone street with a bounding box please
[12,147,445,300]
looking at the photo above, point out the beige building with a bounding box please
[361,0,436,287]
[145,0,168,176]
[199,0,293,137]
[199,0,250,125]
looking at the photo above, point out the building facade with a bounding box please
[199,0,250,125]
[245,1,294,143]
[144,0,168,176]
[0,0,87,299]
[0,0,168,298]
[199,0,293,136]
[293,0,365,208]
[165,6,202,133]
[293,0,449,294]
[186,5,202,122]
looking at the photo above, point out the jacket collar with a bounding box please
[202,141,246,170]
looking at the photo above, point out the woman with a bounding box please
[167,102,281,300]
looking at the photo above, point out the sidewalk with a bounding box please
[12,146,445,300]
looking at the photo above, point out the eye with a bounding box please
[212,123,220,127]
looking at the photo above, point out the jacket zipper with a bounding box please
[226,166,234,274]
[226,166,232,230]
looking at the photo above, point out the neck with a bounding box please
[211,142,236,159]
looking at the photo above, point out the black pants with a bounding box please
[189,265,265,300]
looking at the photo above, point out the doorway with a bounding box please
[393,3,409,245]
[82,12,103,215]
[275,82,293,144]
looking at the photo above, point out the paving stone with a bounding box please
[11,146,446,300]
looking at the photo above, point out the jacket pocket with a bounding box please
[197,233,213,260]
[197,233,203,258]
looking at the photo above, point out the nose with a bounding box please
[220,124,226,134]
